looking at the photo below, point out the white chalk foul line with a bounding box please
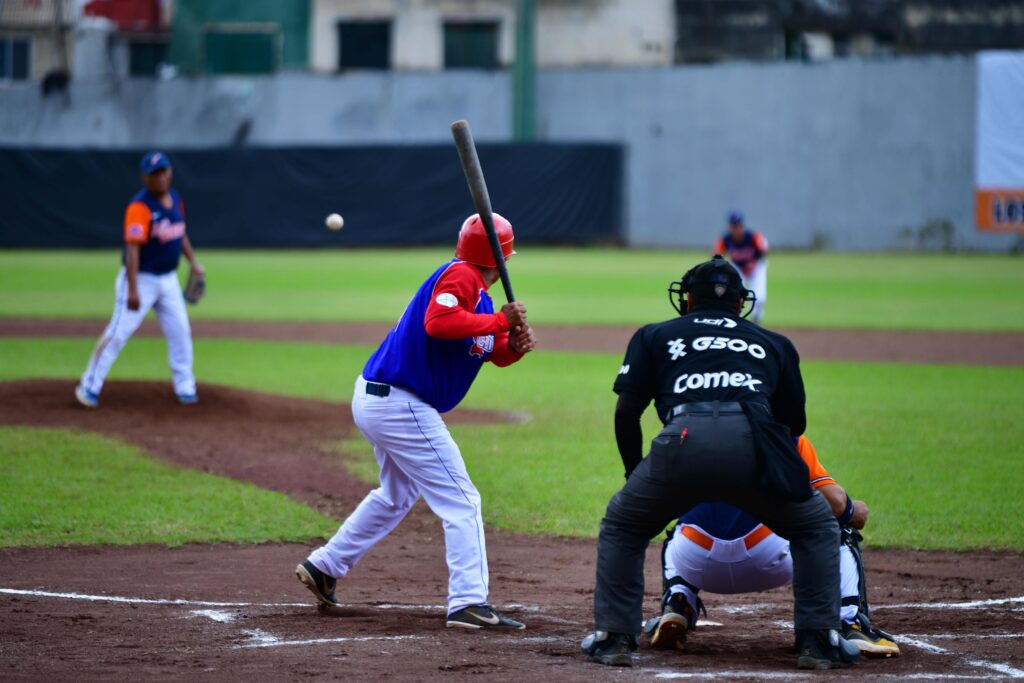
[876,595,1024,611]
[235,629,425,649]
[0,587,308,608]
[905,632,1024,640]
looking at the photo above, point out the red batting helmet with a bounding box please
[455,213,516,267]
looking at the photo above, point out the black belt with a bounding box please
[365,381,391,397]
[669,401,746,418]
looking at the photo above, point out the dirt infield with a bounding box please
[4,317,1024,365]
[1,380,1022,682]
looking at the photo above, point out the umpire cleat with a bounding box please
[581,631,638,667]
[295,560,337,607]
[796,628,860,670]
[842,621,901,658]
[649,592,695,651]
[446,605,525,630]
[75,385,99,408]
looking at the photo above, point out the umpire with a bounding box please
[582,255,859,670]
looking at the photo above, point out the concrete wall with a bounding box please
[539,57,995,251]
[0,56,1012,250]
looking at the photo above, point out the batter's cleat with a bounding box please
[176,393,199,405]
[842,621,901,658]
[446,605,525,630]
[581,631,638,667]
[649,592,694,651]
[796,629,860,670]
[75,385,99,408]
[295,560,337,607]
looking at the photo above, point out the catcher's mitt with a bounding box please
[183,268,206,304]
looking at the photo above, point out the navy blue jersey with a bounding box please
[715,229,768,277]
[363,260,501,413]
[681,503,760,541]
[123,188,186,274]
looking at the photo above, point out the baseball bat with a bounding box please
[450,119,515,303]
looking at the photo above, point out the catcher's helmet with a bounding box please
[455,213,516,267]
[668,255,755,317]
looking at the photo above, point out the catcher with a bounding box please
[75,151,205,408]
[646,434,900,659]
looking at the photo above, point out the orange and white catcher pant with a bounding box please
[664,522,860,622]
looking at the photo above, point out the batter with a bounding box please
[296,213,536,630]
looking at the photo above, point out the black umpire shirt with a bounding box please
[613,307,806,474]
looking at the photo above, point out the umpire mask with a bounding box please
[668,255,755,317]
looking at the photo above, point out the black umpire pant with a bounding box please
[594,404,840,635]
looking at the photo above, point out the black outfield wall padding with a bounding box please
[0,145,623,247]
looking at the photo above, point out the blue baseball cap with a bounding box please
[140,151,171,174]
[727,210,744,225]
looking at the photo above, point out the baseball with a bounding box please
[325,213,344,231]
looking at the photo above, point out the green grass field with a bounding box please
[1,248,1021,551]
[0,425,335,547]
[1,248,1022,330]
[1,335,1021,550]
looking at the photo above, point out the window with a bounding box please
[337,21,391,70]
[129,40,168,77]
[444,22,498,69]
[0,37,30,80]
[203,31,277,75]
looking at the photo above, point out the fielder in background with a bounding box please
[75,151,203,408]
[646,434,900,659]
[582,255,859,670]
[714,211,768,324]
[296,213,536,631]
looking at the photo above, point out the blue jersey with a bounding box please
[680,503,760,541]
[363,260,498,413]
[123,188,186,274]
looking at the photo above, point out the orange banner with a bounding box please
[976,189,1024,232]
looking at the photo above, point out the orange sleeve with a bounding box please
[124,201,151,244]
[753,231,769,254]
[797,435,835,489]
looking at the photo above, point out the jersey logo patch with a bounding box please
[673,371,762,394]
[469,334,494,358]
[694,317,738,328]
[435,293,458,308]
[667,338,687,360]
[692,336,766,359]
[619,364,630,375]
[126,224,145,240]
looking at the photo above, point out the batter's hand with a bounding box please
[509,324,536,354]
[501,302,527,331]
[850,499,869,529]
[127,290,141,311]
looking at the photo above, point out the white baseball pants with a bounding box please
[743,261,768,324]
[665,523,860,622]
[307,376,489,614]
[79,267,195,397]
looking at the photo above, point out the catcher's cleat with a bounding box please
[295,560,337,606]
[650,592,695,651]
[796,629,860,670]
[75,385,99,408]
[176,393,199,405]
[446,605,525,630]
[581,631,638,667]
[842,621,901,658]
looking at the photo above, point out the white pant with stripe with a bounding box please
[79,267,195,397]
[665,523,860,622]
[308,376,489,614]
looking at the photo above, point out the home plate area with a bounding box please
[0,541,1021,682]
